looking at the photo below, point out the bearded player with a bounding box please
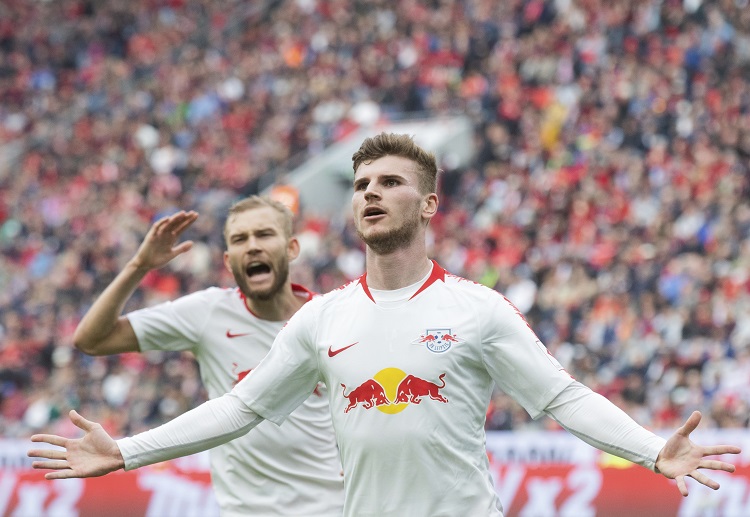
[72,196,343,516]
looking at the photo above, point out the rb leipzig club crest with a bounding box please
[411,328,463,353]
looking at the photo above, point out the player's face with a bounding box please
[352,155,428,254]
[223,206,295,301]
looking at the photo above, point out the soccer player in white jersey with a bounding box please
[30,134,741,516]
[70,196,344,516]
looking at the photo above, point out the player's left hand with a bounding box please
[655,410,742,496]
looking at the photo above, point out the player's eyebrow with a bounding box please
[354,173,405,188]
[229,225,278,239]
[228,230,247,241]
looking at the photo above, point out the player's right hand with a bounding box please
[28,410,125,479]
[130,210,198,271]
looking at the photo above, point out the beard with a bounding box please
[233,258,290,301]
[356,209,422,255]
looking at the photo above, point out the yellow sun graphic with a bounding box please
[373,367,409,414]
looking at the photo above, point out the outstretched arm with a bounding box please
[545,382,741,495]
[655,411,741,496]
[29,410,125,479]
[29,392,262,479]
[73,210,198,355]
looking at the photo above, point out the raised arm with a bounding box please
[73,210,198,355]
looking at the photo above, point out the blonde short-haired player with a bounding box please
[71,196,344,516]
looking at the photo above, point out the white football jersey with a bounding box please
[236,262,574,517]
[128,285,344,517]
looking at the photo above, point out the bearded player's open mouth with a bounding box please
[246,261,272,280]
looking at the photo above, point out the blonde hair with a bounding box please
[223,196,294,243]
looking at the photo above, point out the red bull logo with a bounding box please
[341,368,448,414]
[235,368,252,384]
[411,328,463,353]
[341,379,390,412]
[394,373,448,404]
[231,362,253,387]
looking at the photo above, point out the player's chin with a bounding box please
[244,281,278,301]
[361,225,394,242]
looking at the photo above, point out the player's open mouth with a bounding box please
[363,206,386,220]
[246,262,272,279]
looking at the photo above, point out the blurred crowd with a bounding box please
[1,0,749,440]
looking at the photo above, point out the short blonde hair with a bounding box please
[223,196,294,243]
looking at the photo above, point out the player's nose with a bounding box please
[363,185,382,201]
[245,236,262,253]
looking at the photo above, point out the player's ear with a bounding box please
[223,251,232,273]
[422,193,438,221]
[287,237,300,262]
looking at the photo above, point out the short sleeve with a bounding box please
[232,301,321,425]
[481,293,573,419]
[128,291,211,353]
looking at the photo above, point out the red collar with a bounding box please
[238,283,316,316]
[358,260,445,303]
[291,283,316,302]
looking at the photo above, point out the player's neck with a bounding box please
[365,246,432,291]
[243,284,306,322]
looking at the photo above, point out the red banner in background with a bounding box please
[491,464,750,517]
[0,442,220,517]
[0,469,218,517]
[5,431,750,516]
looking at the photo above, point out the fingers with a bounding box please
[172,241,194,255]
[172,211,198,235]
[699,459,736,473]
[32,460,69,470]
[157,211,198,237]
[675,475,689,497]
[689,470,720,491]
[45,470,79,481]
[702,445,742,456]
[676,410,702,438]
[29,434,68,448]
[28,448,66,460]
[69,410,97,433]
[150,212,185,237]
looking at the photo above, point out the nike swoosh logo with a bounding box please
[226,330,251,339]
[328,342,359,357]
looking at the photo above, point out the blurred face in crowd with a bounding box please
[223,206,299,301]
[352,155,437,254]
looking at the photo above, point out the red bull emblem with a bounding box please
[411,328,463,353]
[341,368,448,414]
[231,362,253,387]
[341,379,390,412]
[394,373,448,404]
